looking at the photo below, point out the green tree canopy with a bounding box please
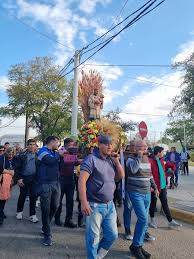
[1,56,82,142]
[171,52,194,119]
[164,119,194,146]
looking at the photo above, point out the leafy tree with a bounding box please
[164,119,194,147]
[1,57,82,142]
[171,52,194,119]
[104,108,137,132]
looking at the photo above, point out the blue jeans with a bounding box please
[174,168,179,184]
[85,201,118,259]
[123,192,133,233]
[128,192,151,247]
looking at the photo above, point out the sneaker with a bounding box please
[29,215,39,223]
[36,199,40,208]
[42,236,52,246]
[141,247,151,258]
[149,217,158,229]
[129,244,146,259]
[125,233,133,241]
[97,248,109,259]
[16,212,23,220]
[144,232,156,242]
[168,219,182,229]
[64,220,77,228]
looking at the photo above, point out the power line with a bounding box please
[57,0,157,78]
[85,64,172,68]
[0,118,18,128]
[8,13,75,50]
[62,0,166,77]
[105,111,168,117]
[81,0,154,55]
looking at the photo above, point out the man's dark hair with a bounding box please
[27,139,36,146]
[4,142,10,145]
[153,146,164,155]
[0,145,5,150]
[64,138,74,146]
[45,136,59,145]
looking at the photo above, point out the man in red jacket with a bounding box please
[149,146,181,229]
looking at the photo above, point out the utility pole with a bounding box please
[24,113,30,148]
[183,122,186,148]
[71,50,80,137]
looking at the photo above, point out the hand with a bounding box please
[155,189,160,197]
[111,152,120,164]
[81,201,93,216]
[18,179,24,187]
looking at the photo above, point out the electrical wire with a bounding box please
[57,0,156,77]
[62,0,166,77]
[84,64,172,68]
[104,111,168,117]
[0,118,18,128]
[9,13,75,50]
[81,0,154,54]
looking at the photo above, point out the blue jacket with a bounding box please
[165,152,181,167]
[36,146,60,184]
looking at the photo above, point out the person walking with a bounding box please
[55,138,81,228]
[0,148,15,225]
[126,140,156,259]
[37,136,61,246]
[79,135,124,259]
[149,146,182,229]
[165,147,180,186]
[15,139,38,223]
[180,147,190,175]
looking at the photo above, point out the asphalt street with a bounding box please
[0,183,194,259]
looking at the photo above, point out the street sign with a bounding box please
[139,121,148,139]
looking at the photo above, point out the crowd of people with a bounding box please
[0,136,188,259]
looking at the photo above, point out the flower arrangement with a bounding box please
[78,119,127,152]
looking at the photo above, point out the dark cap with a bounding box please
[153,146,164,155]
[98,135,112,145]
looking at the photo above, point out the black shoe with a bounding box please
[129,244,146,259]
[0,217,4,226]
[64,220,77,228]
[55,218,62,226]
[117,217,122,227]
[78,216,84,227]
[141,247,151,258]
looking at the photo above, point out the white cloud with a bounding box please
[79,0,111,14]
[172,40,194,63]
[119,71,184,130]
[4,0,116,66]
[0,76,10,90]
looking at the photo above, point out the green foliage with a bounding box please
[164,119,194,146]
[190,152,194,162]
[172,52,194,119]
[1,56,83,142]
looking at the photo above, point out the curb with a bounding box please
[170,207,194,224]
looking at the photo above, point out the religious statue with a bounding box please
[78,69,103,122]
[88,89,104,120]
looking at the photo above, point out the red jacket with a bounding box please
[150,158,166,192]
[165,161,176,171]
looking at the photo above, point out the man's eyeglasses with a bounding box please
[0,149,5,152]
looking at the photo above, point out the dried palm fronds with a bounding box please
[79,70,103,122]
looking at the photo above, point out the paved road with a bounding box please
[168,166,194,212]
[0,181,194,259]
